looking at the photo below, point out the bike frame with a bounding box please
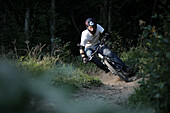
[87,42,130,82]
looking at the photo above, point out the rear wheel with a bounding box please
[104,59,129,82]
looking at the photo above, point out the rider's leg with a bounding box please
[99,46,133,75]
[100,46,125,65]
[85,48,109,73]
[98,46,126,70]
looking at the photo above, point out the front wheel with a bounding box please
[104,59,129,82]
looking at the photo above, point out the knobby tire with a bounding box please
[104,59,129,82]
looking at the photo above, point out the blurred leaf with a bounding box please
[159,14,164,20]
[147,25,152,31]
[166,52,170,59]
[142,32,149,38]
[154,93,162,98]
[163,38,169,43]
[159,82,165,89]
[152,13,158,18]
[153,32,157,36]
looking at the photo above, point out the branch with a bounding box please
[71,11,80,34]
[150,0,157,25]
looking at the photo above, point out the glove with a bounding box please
[105,33,110,38]
[83,57,87,64]
[101,33,110,43]
[101,37,106,42]
[80,48,87,63]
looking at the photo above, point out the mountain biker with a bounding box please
[79,18,129,73]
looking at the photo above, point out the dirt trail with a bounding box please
[31,71,141,113]
[72,71,140,105]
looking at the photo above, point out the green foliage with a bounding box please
[14,42,55,76]
[19,57,103,88]
[4,35,102,89]
[52,41,71,62]
[122,21,170,113]
[18,55,57,76]
[30,1,51,44]
[17,55,102,88]
[70,56,99,74]
[107,32,125,54]
[121,46,152,76]
[14,42,102,88]
[51,66,102,89]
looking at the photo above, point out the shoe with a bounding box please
[104,68,110,73]
[123,66,136,77]
[100,66,110,73]
[123,66,131,72]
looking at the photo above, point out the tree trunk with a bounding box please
[108,0,112,32]
[51,0,56,55]
[51,0,56,40]
[24,0,30,40]
[100,0,112,31]
[103,0,107,28]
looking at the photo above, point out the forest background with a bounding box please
[0,0,170,113]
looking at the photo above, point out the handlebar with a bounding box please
[77,38,106,62]
[88,44,104,61]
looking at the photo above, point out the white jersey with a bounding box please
[80,24,104,49]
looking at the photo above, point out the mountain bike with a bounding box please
[83,41,132,82]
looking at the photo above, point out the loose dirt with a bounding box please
[72,71,141,105]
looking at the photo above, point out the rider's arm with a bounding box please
[101,30,111,40]
[79,31,88,63]
[79,46,86,58]
[97,24,110,39]
[79,46,87,63]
